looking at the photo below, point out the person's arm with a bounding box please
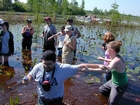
[30,27,34,35]
[78,63,110,73]
[40,28,45,37]
[48,32,60,40]
[98,56,112,62]
[65,37,76,51]
[21,26,26,35]
[22,74,33,85]
[75,27,81,38]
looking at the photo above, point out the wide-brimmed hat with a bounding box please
[64,25,72,32]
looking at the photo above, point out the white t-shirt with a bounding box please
[57,32,65,48]
[29,62,79,99]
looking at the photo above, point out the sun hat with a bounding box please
[64,25,72,32]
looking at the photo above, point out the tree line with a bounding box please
[0,0,139,18]
[0,0,86,15]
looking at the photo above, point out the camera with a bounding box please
[42,80,51,91]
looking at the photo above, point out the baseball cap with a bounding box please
[64,25,72,32]
[26,19,32,23]
[44,17,51,21]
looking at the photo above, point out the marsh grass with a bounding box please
[9,96,20,105]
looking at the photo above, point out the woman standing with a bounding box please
[21,19,34,50]
[0,21,14,67]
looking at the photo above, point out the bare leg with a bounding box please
[3,55,9,66]
[0,55,3,65]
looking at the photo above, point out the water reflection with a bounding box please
[0,66,15,89]
[21,49,32,71]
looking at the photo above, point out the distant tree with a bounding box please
[12,1,27,12]
[62,0,69,15]
[93,7,99,15]
[110,0,121,26]
[81,0,85,9]
[0,0,13,11]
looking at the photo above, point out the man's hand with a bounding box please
[22,76,29,85]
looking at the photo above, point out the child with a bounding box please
[48,26,66,62]
[98,32,115,82]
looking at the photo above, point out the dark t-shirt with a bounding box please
[43,24,57,45]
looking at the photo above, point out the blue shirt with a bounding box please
[1,31,10,54]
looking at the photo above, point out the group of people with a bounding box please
[22,17,128,105]
[21,17,81,65]
[0,17,128,105]
[40,17,81,65]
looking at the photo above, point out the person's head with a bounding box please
[1,21,9,31]
[42,50,56,71]
[106,40,122,55]
[44,17,51,24]
[103,32,115,43]
[61,26,65,34]
[67,18,73,25]
[26,19,32,24]
[64,25,72,35]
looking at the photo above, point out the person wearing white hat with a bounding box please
[62,25,76,64]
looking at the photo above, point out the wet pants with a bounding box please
[99,80,128,105]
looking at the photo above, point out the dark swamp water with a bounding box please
[0,23,140,105]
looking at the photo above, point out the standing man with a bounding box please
[66,18,81,61]
[66,18,81,38]
[41,17,57,52]
[22,50,102,105]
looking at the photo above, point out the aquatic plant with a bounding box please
[32,58,38,67]
[9,96,20,105]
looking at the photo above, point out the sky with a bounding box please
[19,0,140,16]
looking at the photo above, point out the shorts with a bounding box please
[57,48,62,57]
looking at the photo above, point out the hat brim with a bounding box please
[64,29,70,32]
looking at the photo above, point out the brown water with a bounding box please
[0,24,140,105]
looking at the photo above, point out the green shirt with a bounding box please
[111,69,128,86]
